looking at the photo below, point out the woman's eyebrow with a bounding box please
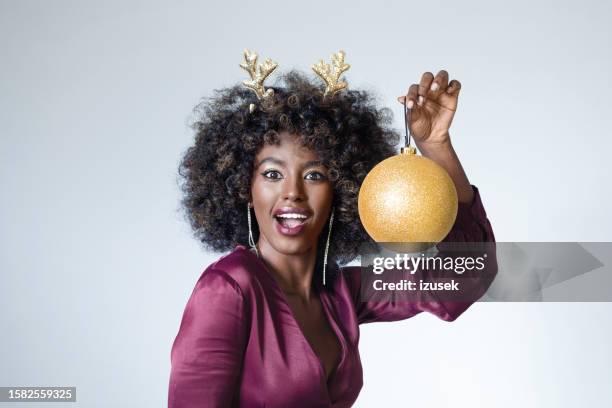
[256,158,323,169]
[303,160,323,168]
[256,157,285,168]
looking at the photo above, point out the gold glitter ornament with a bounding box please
[358,146,458,252]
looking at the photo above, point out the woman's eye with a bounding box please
[262,170,282,180]
[305,171,327,181]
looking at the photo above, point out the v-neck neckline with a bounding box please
[243,245,347,393]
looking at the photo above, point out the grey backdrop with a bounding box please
[1,0,611,407]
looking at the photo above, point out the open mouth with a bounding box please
[275,213,309,229]
[274,213,310,235]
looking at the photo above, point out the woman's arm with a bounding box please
[418,140,474,204]
[341,71,497,323]
[168,269,246,408]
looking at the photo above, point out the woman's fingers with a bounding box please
[406,84,418,109]
[446,79,462,95]
[397,71,460,107]
[397,84,419,109]
[418,72,434,106]
[430,70,449,95]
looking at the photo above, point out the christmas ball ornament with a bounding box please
[358,146,458,252]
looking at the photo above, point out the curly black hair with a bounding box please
[179,70,400,285]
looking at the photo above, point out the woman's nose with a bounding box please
[282,176,305,201]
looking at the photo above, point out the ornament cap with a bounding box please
[400,146,417,155]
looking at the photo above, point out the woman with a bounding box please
[168,61,496,407]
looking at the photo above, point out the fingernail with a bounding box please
[407,100,414,109]
[430,82,439,91]
[418,95,424,106]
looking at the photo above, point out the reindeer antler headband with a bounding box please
[239,49,351,112]
[311,50,351,99]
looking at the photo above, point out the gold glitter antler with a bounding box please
[240,49,278,111]
[311,50,351,99]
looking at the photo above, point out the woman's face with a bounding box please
[251,132,333,256]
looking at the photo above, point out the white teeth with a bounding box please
[276,213,308,219]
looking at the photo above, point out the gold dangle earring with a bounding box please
[323,207,335,286]
[247,202,259,258]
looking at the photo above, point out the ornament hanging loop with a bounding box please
[403,99,413,149]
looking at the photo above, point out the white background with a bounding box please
[1,0,611,406]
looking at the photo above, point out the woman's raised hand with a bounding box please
[397,70,461,148]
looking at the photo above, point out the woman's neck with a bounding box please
[257,238,318,301]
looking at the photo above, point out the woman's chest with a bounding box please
[284,295,341,380]
[237,290,363,407]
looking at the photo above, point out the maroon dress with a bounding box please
[168,185,496,407]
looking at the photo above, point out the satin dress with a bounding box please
[168,185,496,408]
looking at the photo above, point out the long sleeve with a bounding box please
[344,185,497,324]
[168,269,247,408]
